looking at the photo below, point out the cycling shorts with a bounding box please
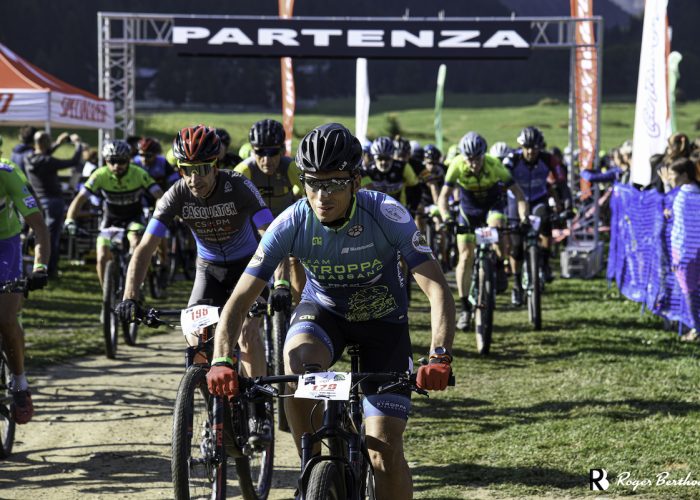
[457,204,507,244]
[0,234,23,283]
[189,256,259,308]
[97,216,146,247]
[287,301,413,420]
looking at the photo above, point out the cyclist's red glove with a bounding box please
[207,364,238,396]
[416,358,452,391]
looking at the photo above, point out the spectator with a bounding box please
[81,147,99,179]
[10,125,38,174]
[665,133,692,162]
[24,131,83,278]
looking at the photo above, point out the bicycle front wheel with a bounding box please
[271,310,289,432]
[0,352,16,459]
[527,244,542,330]
[474,256,495,355]
[102,261,119,359]
[172,365,227,500]
[305,460,347,500]
[122,321,138,346]
[233,397,274,500]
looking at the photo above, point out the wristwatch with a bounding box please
[429,346,452,363]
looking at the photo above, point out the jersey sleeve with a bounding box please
[238,174,274,228]
[402,164,419,187]
[444,161,461,187]
[375,194,433,269]
[149,183,182,232]
[5,168,39,217]
[83,168,103,194]
[138,165,158,190]
[233,162,252,179]
[286,160,303,197]
[244,204,297,282]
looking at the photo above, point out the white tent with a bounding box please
[0,42,114,131]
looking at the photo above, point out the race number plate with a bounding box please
[181,305,220,336]
[529,215,542,232]
[294,372,352,401]
[475,227,499,245]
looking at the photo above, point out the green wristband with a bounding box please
[274,279,291,289]
[33,263,48,271]
[212,356,235,366]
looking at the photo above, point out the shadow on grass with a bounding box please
[413,462,582,492]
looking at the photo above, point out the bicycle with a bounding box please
[0,277,28,459]
[238,345,455,500]
[248,296,291,433]
[140,305,274,500]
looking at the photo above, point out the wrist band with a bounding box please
[212,356,235,366]
[274,279,290,289]
[33,263,48,271]
[429,353,453,364]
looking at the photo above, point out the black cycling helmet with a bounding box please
[102,140,131,163]
[459,132,488,158]
[215,128,232,149]
[249,119,285,148]
[296,123,362,175]
[172,125,221,162]
[423,144,442,162]
[370,137,394,158]
[393,136,411,157]
[517,126,545,149]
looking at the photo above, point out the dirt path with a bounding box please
[0,330,298,499]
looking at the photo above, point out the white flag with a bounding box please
[631,0,669,186]
[355,58,370,143]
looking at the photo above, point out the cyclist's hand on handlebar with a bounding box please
[416,356,452,391]
[27,269,48,291]
[64,219,77,236]
[207,363,238,396]
[440,218,456,233]
[115,299,143,323]
[270,284,292,312]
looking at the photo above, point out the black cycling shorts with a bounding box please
[287,302,413,419]
[189,256,259,308]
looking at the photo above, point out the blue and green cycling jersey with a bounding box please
[245,190,434,323]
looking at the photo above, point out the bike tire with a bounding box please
[271,310,290,432]
[102,261,118,359]
[305,460,347,500]
[475,256,495,355]
[122,320,138,346]
[527,245,542,331]
[233,398,275,500]
[148,267,164,300]
[0,352,16,459]
[172,365,227,500]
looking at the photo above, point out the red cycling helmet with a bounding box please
[138,137,161,155]
[172,125,221,162]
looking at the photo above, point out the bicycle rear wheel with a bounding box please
[102,261,119,359]
[305,460,347,500]
[527,245,542,331]
[271,310,290,432]
[172,365,227,500]
[233,397,275,500]
[0,351,16,459]
[474,255,495,355]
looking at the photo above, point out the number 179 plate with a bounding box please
[294,372,352,400]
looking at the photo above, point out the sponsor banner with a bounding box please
[0,90,48,122]
[570,0,598,198]
[355,58,369,143]
[631,0,670,186]
[172,18,531,59]
[51,91,115,128]
[434,64,447,151]
[279,0,295,155]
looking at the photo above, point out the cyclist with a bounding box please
[207,123,456,500]
[414,144,445,232]
[503,127,564,304]
[0,155,50,424]
[362,136,419,206]
[134,137,179,192]
[65,141,163,288]
[214,128,243,170]
[438,132,528,330]
[234,119,305,306]
[489,142,513,163]
[116,124,274,397]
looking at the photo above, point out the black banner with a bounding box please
[172,17,531,59]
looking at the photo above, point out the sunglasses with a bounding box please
[178,161,216,177]
[254,147,282,157]
[106,158,128,166]
[373,155,392,162]
[303,176,354,194]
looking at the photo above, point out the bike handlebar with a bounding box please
[0,278,28,294]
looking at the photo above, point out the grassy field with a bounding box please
[19,262,700,498]
[3,93,699,159]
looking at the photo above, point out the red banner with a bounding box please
[570,0,598,198]
[279,0,295,155]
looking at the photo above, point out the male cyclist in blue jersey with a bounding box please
[116,126,274,407]
[207,123,455,500]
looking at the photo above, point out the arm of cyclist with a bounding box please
[117,232,161,320]
[64,190,91,233]
[411,259,455,391]
[508,183,530,222]
[24,212,51,290]
[209,272,269,396]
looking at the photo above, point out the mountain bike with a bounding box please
[248,295,291,433]
[140,304,274,500]
[99,227,139,358]
[238,345,455,500]
[469,227,500,355]
[0,278,27,459]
